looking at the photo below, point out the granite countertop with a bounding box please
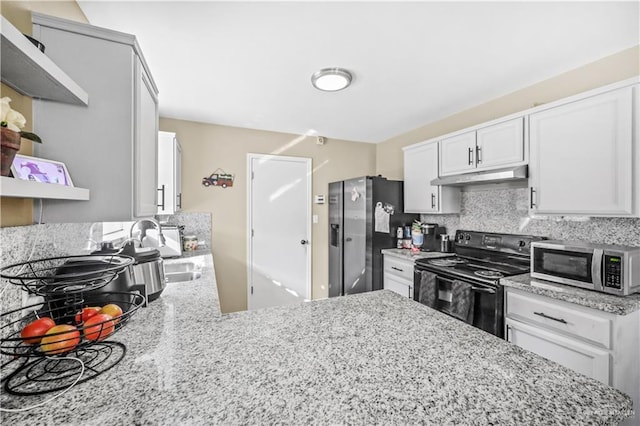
[1,255,634,425]
[501,273,640,316]
[172,247,212,259]
[162,250,221,317]
[381,248,452,261]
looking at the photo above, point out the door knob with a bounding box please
[300,239,309,245]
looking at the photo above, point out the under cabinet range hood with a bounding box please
[431,165,528,186]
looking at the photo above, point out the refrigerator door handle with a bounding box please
[330,224,340,247]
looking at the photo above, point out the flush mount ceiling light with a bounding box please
[311,68,352,92]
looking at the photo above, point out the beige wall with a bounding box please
[0,1,88,226]
[159,118,376,313]
[376,45,640,179]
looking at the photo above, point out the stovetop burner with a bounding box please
[416,255,528,284]
[474,270,505,279]
[415,231,545,285]
[427,258,468,267]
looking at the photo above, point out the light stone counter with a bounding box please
[1,256,634,425]
[381,248,452,262]
[162,250,221,316]
[501,273,640,315]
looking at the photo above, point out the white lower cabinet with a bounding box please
[384,274,414,298]
[506,318,610,383]
[505,287,640,425]
[383,255,414,298]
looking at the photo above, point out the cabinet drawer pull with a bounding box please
[468,147,474,165]
[391,266,403,272]
[534,311,567,324]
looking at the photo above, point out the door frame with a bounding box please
[246,153,312,310]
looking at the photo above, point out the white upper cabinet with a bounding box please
[157,131,183,215]
[134,58,159,218]
[475,118,525,171]
[440,118,525,176]
[403,142,460,214]
[439,131,476,175]
[32,13,159,222]
[529,86,637,216]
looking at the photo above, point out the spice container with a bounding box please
[183,235,198,252]
[403,225,412,239]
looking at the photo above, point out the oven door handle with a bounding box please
[470,286,496,294]
[436,276,497,294]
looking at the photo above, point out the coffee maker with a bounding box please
[421,223,447,252]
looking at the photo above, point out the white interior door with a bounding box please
[247,154,311,310]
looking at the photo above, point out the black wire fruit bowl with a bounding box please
[0,254,135,296]
[0,291,145,358]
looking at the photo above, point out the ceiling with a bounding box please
[77,1,639,143]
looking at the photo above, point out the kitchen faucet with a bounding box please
[129,218,166,247]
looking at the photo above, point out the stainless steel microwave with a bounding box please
[530,240,640,296]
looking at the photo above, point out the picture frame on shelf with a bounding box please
[10,154,75,187]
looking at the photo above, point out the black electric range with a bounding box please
[414,230,545,338]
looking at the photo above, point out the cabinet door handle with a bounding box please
[157,185,165,209]
[530,187,536,208]
[391,266,403,272]
[177,193,182,209]
[534,311,567,324]
[468,147,474,165]
[408,285,413,299]
[431,193,436,209]
[476,145,482,164]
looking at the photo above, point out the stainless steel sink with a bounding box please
[164,260,203,283]
[165,270,202,283]
[164,261,199,274]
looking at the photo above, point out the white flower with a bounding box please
[0,96,27,132]
[0,97,10,123]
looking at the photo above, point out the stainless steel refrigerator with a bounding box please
[328,176,419,297]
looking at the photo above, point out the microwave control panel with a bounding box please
[603,255,623,289]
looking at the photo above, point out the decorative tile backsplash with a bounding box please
[159,212,212,248]
[0,213,211,315]
[0,223,92,320]
[422,187,640,246]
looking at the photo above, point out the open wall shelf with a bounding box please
[1,16,88,105]
[0,177,89,200]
